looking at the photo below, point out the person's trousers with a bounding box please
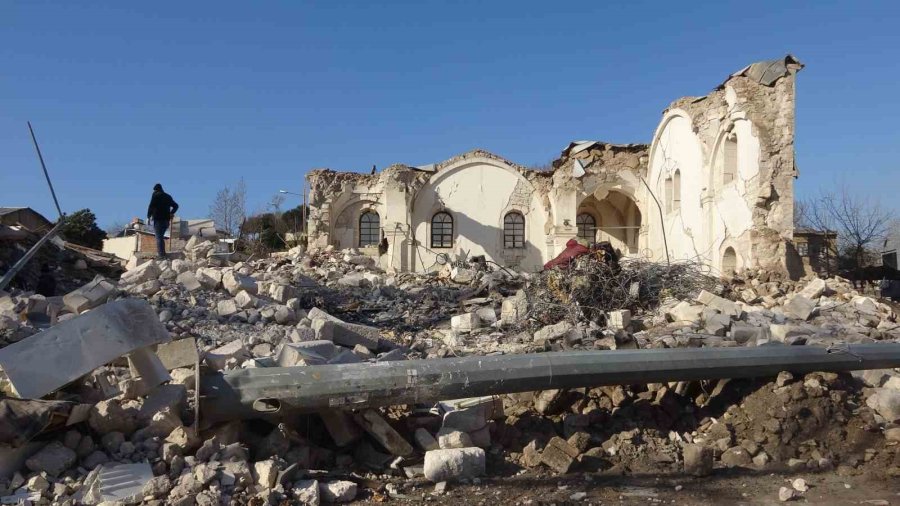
[153,219,169,257]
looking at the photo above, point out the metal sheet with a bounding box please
[0,299,171,398]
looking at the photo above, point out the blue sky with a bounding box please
[2,1,898,229]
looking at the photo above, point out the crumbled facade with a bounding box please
[307,55,804,275]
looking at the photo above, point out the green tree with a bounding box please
[60,209,108,249]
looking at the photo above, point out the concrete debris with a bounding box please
[1,232,899,503]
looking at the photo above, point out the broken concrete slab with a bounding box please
[154,338,200,371]
[450,312,480,333]
[0,299,170,399]
[353,409,414,457]
[319,411,363,447]
[205,340,251,370]
[540,436,579,474]
[222,271,257,296]
[799,278,826,300]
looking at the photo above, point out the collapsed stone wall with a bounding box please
[664,56,802,274]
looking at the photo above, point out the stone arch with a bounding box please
[722,246,738,276]
[331,198,381,249]
[577,190,642,255]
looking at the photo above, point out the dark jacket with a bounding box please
[147,190,179,222]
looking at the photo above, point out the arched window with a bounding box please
[723,131,737,184]
[431,212,453,248]
[576,213,596,242]
[664,176,673,213]
[359,211,380,247]
[503,212,525,249]
[722,246,737,275]
[673,169,681,211]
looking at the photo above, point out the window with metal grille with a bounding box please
[576,213,596,242]
[359,211,380,247]
[503,212,525,249]
[431,212,453,248]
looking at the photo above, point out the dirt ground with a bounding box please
[356,468,900,505]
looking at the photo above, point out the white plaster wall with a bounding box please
[646,113,709,262]
[411,161,546,271]
[102,236,138,261]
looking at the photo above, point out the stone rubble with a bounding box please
[0,238,899,503]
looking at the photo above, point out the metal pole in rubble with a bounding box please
[199,343,900,423]
[27,121,64,220]
[0,123,67,291]
[638,174,670,266]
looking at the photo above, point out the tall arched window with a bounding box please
[723,131,737,184]
[359,211,380,247]
[431,211,453,248]
[503,212,525,249]
[576,213,596,242]
[664,176,673,213]
[673,169,681,211]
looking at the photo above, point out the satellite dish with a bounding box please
[573,159,586,178]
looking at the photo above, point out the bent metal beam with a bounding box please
[199,344,900,423]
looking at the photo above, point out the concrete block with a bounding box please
[540,436,579,474]
[799,278,826,300]
[450,312,480,333]
[176,271,202,292]
[423,448,485,483]
[63,277,117,314]
[276,341,336,366]
[784,295,815,320]
[205,340,251,370]
[607,309,631,330]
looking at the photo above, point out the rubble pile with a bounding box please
[1,236,899,504]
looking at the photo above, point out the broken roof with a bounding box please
[724,54,804,87]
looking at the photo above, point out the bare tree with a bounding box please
[209,179,247,237]
[821,188,893,271]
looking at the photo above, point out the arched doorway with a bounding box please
[577,190,642,254]
[722,247,737,275]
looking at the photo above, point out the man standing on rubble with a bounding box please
[147,183,179,259]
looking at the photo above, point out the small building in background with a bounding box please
[880,226,899,269]
[793,228,838,276]
[102,216,223,263]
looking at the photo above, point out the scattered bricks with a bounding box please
[799,278,826,299]
[696,290,743,319]
[423,448,486,483]
[540,436,580,474]
[270,284,298,304]
[475,307,497,325]
[294,479,320,504]
[769,324,811,343]
[442,406,487,433]
[222,271,257,296]
[730,323,769,344]
[606,309,631,330]
[437,428,473,449]
[195,267,222,290]
[205,340,252,370]
[328,349,363,364]
[290,326,316,343]
[307,311,380,350]
[274,305,297,325]
[450,312,480,333]
[450,267,476,284]
[139,384,187,421]
[534,321,573,344]
[866,388,900,422]
[216,299,239,317]
[666,301,703,325]
[721,446,753,468]
[176,271,202,292]
[683,444,713,476]
[319,480,357,503]
[25,441,77,477]
[63,276,118,314]
[500,290,528,326]
[276,341,336,366]
[89,398,138,434]
[121,261,162,285]
[233,290,255,309]
[415,428,439,451]
[319,411,363,447]
[353,409,414,457]
[783,295,815,320]
[253,459,280,489]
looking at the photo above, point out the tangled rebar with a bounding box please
[525,253,718,327]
